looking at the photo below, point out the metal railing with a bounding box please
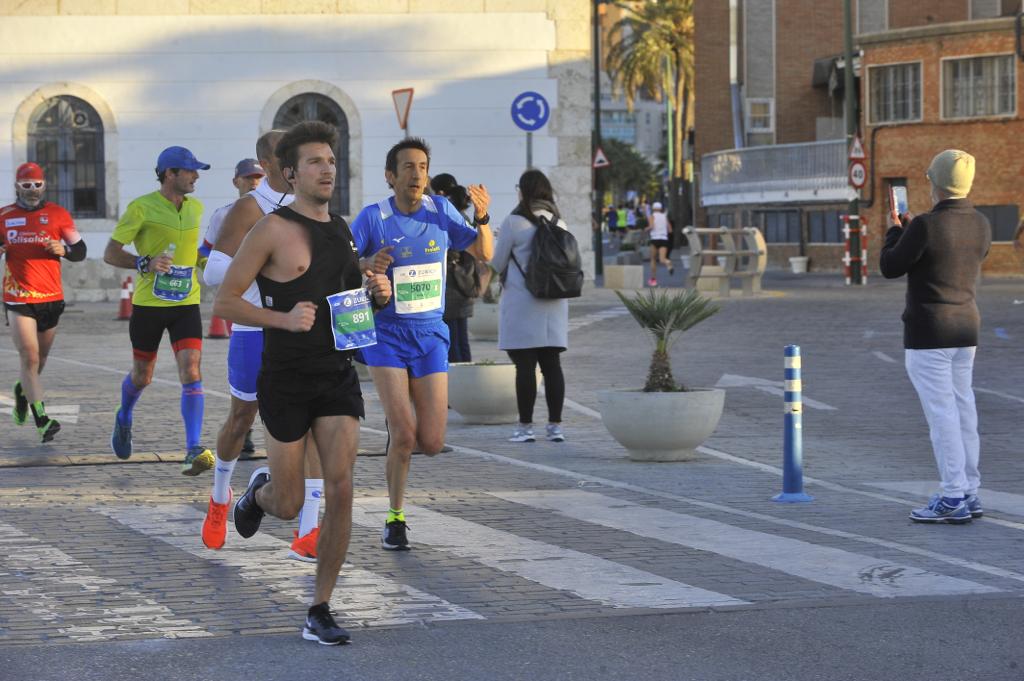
[700,139,850,205]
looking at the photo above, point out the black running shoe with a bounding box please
[12,382,28,426]
[302,602,350,645]
[381,520,410,551]
[38,418,61,443]
[240,429,256,460]
[233,466,269,538]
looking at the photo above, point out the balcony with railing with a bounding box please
[700,139,855,207]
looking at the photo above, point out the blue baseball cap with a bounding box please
[156,146,211,172]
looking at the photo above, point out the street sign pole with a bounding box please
[526,131,533,169]
[842,0,862,285]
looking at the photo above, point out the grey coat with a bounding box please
[491,209,570,351]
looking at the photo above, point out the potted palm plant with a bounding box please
[599,288,725,461]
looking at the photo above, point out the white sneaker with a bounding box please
[546,424,565,442]
[508,425,535,442]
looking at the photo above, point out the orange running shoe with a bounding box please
[288,526,319,563]
[202,489,232,550]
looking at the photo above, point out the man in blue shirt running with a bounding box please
[351,138,493,551]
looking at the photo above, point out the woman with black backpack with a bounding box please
[491,169,570,443]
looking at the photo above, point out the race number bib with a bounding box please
[327,288,377,351]
[393,262,442,314]
[152,265,194,302]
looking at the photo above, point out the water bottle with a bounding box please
[164,242,176,266]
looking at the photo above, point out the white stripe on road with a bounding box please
[0,348,232,399]
[96,505,483,627]
[869,482,1024,518]
[351,498,747,610]
[493,489,1000,599]
[0,520,210,642]
[974,387,1024,405]
[872,351,898,364]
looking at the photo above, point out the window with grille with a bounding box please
[975,204,1019,242]
[807,210,844,243]
[27,95,105,218]
[755,210,800,243]
[746,98,774,133]
[943,55,1016,119]
[868,63,922,124]
[273,93,350,215]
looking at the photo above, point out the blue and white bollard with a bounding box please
[773,345,814,503]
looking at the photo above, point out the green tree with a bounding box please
[603,138,658,199]
[605,0,695,218]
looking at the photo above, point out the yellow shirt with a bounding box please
[111,191,204,307]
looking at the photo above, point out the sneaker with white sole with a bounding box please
[930,492,984,519]
[910,496,971,524]
[965,493,984,518]
[302,602,350,645]
[381,520,410,551]
[508,425,535,443]
[545,424,565,442]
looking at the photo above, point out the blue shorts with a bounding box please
[228,329,263,401]
[358,320,449,378]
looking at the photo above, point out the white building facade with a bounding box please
[0,0,591,297]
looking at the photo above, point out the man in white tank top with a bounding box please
[200,129,325,562]
[645,201,675,287]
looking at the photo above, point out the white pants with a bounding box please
[905,347,980,497]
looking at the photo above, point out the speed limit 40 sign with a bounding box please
[848,160,867,189]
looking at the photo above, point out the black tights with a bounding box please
[506,347,564,425]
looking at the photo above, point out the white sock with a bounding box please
[212,455,237,505]
[298,478,323,537]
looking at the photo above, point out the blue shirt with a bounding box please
[350,194,478,325]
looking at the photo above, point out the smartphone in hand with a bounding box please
[891,185,909,216]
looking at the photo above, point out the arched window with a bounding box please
[274,93,350,215]
[28,95,105,218]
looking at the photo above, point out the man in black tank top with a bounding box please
[214,122,391,645]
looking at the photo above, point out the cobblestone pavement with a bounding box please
[0,271,1022,671]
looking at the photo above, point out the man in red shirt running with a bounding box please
[1,162,87,441]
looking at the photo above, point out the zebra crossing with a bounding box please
[2,483,1022,645]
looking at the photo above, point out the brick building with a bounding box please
[694,0,1024,275]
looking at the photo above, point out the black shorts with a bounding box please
[4,301,65,333]
[129,304,203,360]
[257,363,364,443]
[651,238,673,253]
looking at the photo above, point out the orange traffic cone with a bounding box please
[206,314,231,339]
[116,276,132,320]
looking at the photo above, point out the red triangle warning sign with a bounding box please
[593,146,610,169]
[848,136,866,160]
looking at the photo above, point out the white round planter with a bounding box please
[599,388,726,462]
[468,302,500,341]
[789,256,809,274]
[448,362,519,424]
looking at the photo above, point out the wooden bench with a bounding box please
[682,227,767,297]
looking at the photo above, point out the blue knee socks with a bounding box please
[119,374,143,425]
[181,380,204,450]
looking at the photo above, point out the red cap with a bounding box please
[16,163,45,182]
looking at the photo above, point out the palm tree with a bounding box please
[616,288,719,392]
[605,0,695,215]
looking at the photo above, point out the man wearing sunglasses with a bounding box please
[1,162,87,442]
[103,146,214,475]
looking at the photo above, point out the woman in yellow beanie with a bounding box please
[879,149,990,524]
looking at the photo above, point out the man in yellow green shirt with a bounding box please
[103,146,214,474]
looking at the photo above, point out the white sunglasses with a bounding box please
[17,181,44,190]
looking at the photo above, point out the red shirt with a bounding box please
[1,202,79,304]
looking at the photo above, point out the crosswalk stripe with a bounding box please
[492,490,1001,599]
[0,520,210,641]
[869,482,1024,518]
[352,498,747,609]
[95,505,483,627]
